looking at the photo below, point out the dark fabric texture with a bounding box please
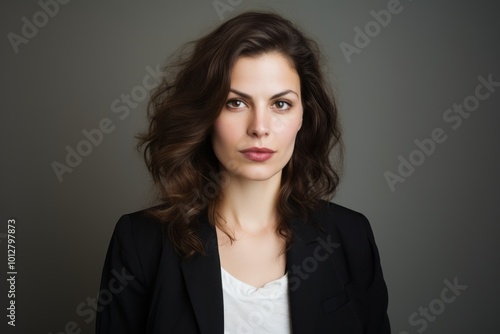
[95,200,391,333]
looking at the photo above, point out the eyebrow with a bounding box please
[229,88,299,99]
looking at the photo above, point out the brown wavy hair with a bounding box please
[136,11,343,259]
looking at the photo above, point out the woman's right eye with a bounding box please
[226,99,246,109]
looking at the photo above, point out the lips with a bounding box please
[239,147,275,162]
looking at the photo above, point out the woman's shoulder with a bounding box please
[311,200,379,264]
[108,204,169,258]
[311,199,372,235]
[314,200,385,288]
[312,202,390,331]
[114,204,165,236]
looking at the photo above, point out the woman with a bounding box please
[96,11,390,334]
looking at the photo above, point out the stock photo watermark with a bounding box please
[7,0,71,54]
[384,73,499,192]
[51,64,161,182]
[48,266,135,334]
[289,235,340,291]
[6,219,17,327]
[222,233,339,333]
[398,276,467,334]
[225,294,284,334]
[340,0,414,64]
[213,0,245,21]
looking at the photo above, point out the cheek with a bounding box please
[270,114,301,136]
[275,120,302,158]
[212,117,239,151]
[282,116,303,143]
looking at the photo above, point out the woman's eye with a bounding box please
[274,100,291,111]
[226,99,246,109]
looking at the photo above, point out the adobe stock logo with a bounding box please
[288,235,340,291]
[384,73,499,192]
[340,0,409,64]
[213,0,244,21]
[7,0,71,54]
[399,277,467,334]
[51,64,162,182]
[49,266,135,334]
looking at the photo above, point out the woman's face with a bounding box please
[212,52,303,182]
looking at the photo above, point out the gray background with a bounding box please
[1,0,499,333]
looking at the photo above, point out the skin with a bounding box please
[212,52,303,288]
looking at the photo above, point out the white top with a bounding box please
[221,267,291,334]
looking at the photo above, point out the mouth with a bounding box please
[239,147,275,162]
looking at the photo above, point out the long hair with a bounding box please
[136,11,343,259]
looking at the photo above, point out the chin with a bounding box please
[231,166,282,182]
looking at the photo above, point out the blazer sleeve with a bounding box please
[95,214,152,334]
[346,213,391,334]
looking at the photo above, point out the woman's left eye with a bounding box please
[274,100,292,110]
[226,99,246,109]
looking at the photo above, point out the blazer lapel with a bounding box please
[287,214,346,333]
[179,206,347,334]
[180,214,224,334]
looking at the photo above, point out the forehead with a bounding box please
[229,53,300,93]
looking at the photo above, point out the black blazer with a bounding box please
[95,201,390,333]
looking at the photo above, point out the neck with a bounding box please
[217,171,281,233]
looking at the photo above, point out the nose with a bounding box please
[247,105,270,137]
